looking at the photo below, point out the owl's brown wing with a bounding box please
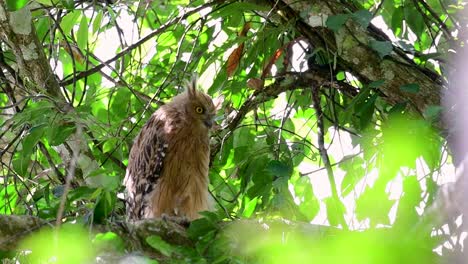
[124,114,168,220]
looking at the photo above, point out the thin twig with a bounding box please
[311,86,348,230]
[59,0,227,87]
[55,125,82,226]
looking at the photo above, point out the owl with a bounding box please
[124,79,216,221]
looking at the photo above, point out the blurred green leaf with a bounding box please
[19,224,95,263]
[339,155,365,196]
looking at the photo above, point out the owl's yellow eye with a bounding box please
[195,106,204,114]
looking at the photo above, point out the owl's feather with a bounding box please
[124,79,216,221]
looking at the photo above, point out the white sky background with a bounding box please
[76,6,457,232]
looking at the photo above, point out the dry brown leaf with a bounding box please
[226,43,244,77]
[261,48,283,79]
[225,22,251,77]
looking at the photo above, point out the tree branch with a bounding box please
[59,0,227,87]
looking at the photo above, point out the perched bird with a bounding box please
[124,79,216,221]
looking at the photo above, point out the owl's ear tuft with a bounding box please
[185,76,198,98]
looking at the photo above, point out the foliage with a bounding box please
[0,0,464,262]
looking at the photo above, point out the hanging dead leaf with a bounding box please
[261,48,283,79]
[225,22,251,77]
[226,43,244,77]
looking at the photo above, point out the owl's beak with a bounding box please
[204,118,213,128]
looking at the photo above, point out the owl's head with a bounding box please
[177,78,217,129]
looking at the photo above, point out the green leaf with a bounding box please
[92,10,103,34]
[93,232,125,252]
[13,125,46,176]
[326,14,350,32]
[94,191,116,223]
[35,0,56,6]
[356,93,377,130]
[60,11,80,35]
[46,123,75,146]
[295,177,319,221]
[324,198,346,226]
[242,196,258,218]
[6,0,28,11]
[355,184,393,226]
[0,186,18,214]
[336,71,345,81]
[391,7,404,34]
[339,155,365,196]
[400,83,420,93]
[423,105,443,120]
[187,217,217,240]
[77,15,88,51]
[211,2,270,18]
[146,235,173,257]
[61,0,74,9]
[369,40,393,58]
[394,176,421,228]
[266,160,292,178]
[351,10,373,28]
[404,5,425,38]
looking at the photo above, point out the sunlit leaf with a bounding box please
[93,10,103,34]
[77,15,88,51]
[93,232,125,252]
[6,0,28,11]
[60,11,81,35]
[242,196,258,217]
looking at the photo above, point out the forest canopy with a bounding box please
[0,0,466,263]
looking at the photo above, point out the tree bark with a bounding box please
[269,0,442,115]
[0,1,62,98]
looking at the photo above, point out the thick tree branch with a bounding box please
[270,0,442,115]
[0,2,62,98]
